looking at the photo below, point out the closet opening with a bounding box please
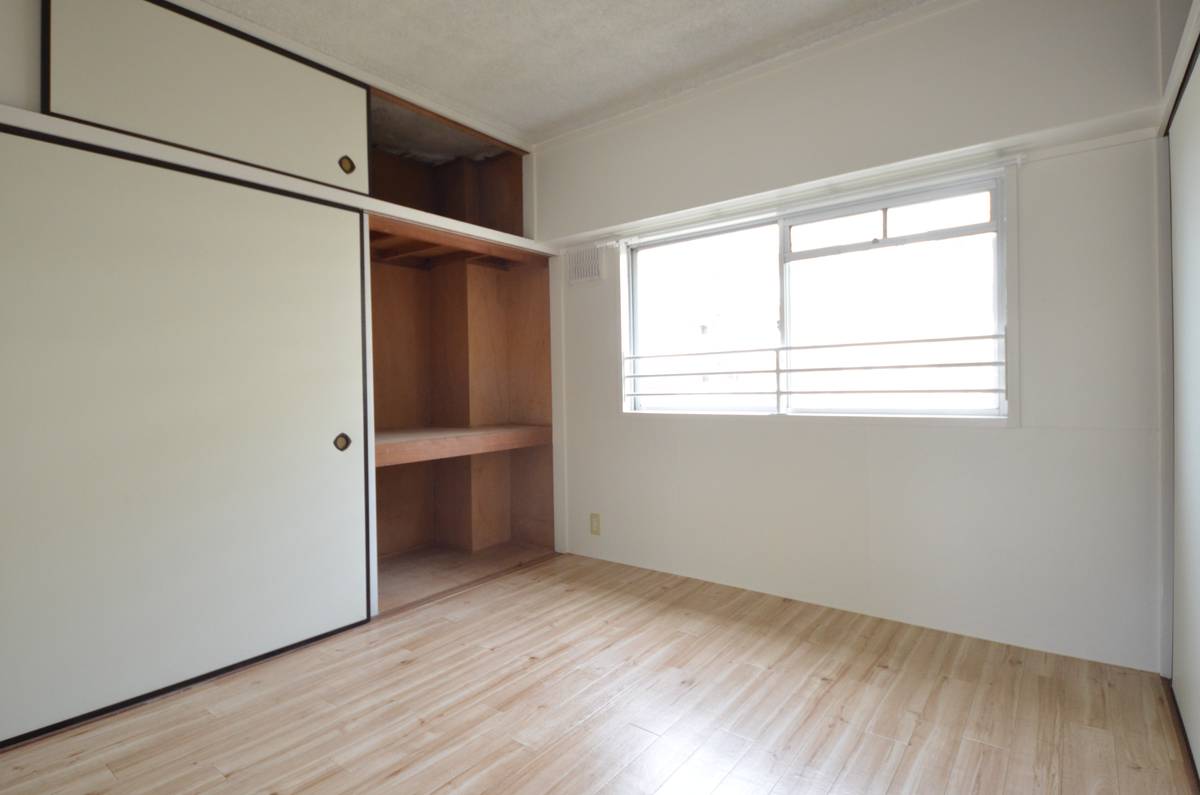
[369,214,554,613]
[368,88,526,237]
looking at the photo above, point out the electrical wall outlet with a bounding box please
[589,513,601,535]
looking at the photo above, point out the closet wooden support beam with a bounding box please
[373,246,456,266]
[467,256,511,270]
[375,425,552,468]
[370,238,448,259]
[426,253,510,270]
[371,249,514,273]
[369,213,549,268]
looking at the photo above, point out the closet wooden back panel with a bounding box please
[370,250,553,559]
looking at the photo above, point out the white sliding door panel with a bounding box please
[1172,63,1200,772]
[48,0,369,193]
[0,132,367,743]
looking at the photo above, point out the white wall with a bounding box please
[533,0,1163,242]
[1170,58,1200,765]
[538,0,1175,674]
[0,0,40,112]
[558,136,1170,673]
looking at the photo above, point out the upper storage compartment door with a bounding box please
[47,0,370,193]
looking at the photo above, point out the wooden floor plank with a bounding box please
[0,555,1194,795]
[963,644,1024,750]
[1062,723,1120,795]
[946,738,1010,794]
[1001,672,1065,794]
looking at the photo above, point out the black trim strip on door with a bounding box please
[0,122,375,749]
[39,0,50,113]
[365,94,376,198]
[0,618,369,751]
[41,0,373,198]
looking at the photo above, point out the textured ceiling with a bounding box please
[200,0,936,144]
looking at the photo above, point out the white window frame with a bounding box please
[620,167,1019,425]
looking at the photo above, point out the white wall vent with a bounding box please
[566,246,603,284]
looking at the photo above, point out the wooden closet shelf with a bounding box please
[369,214,549,268]
[375,425,552,467]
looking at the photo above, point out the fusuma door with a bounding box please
[0,130,368,744]
[46,0,370,193]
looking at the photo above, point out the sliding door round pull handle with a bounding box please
[337,155,356,174]
[333,433,352,451]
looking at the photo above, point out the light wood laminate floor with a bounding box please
[1,555,1196,794]
[377,542,555,613]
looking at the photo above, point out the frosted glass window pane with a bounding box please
[785,364,1002,393]
[790,210,882,252]
[631,350,776,376]
[787,233,997,347]
[786,391,1000,414]
[633,224,779,357]
[784,232,998,414]
[888,191,991,237]
[785,338,1000,370]
[632,224,779,412]
[634,394,777,414]
[630,372,777,395]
